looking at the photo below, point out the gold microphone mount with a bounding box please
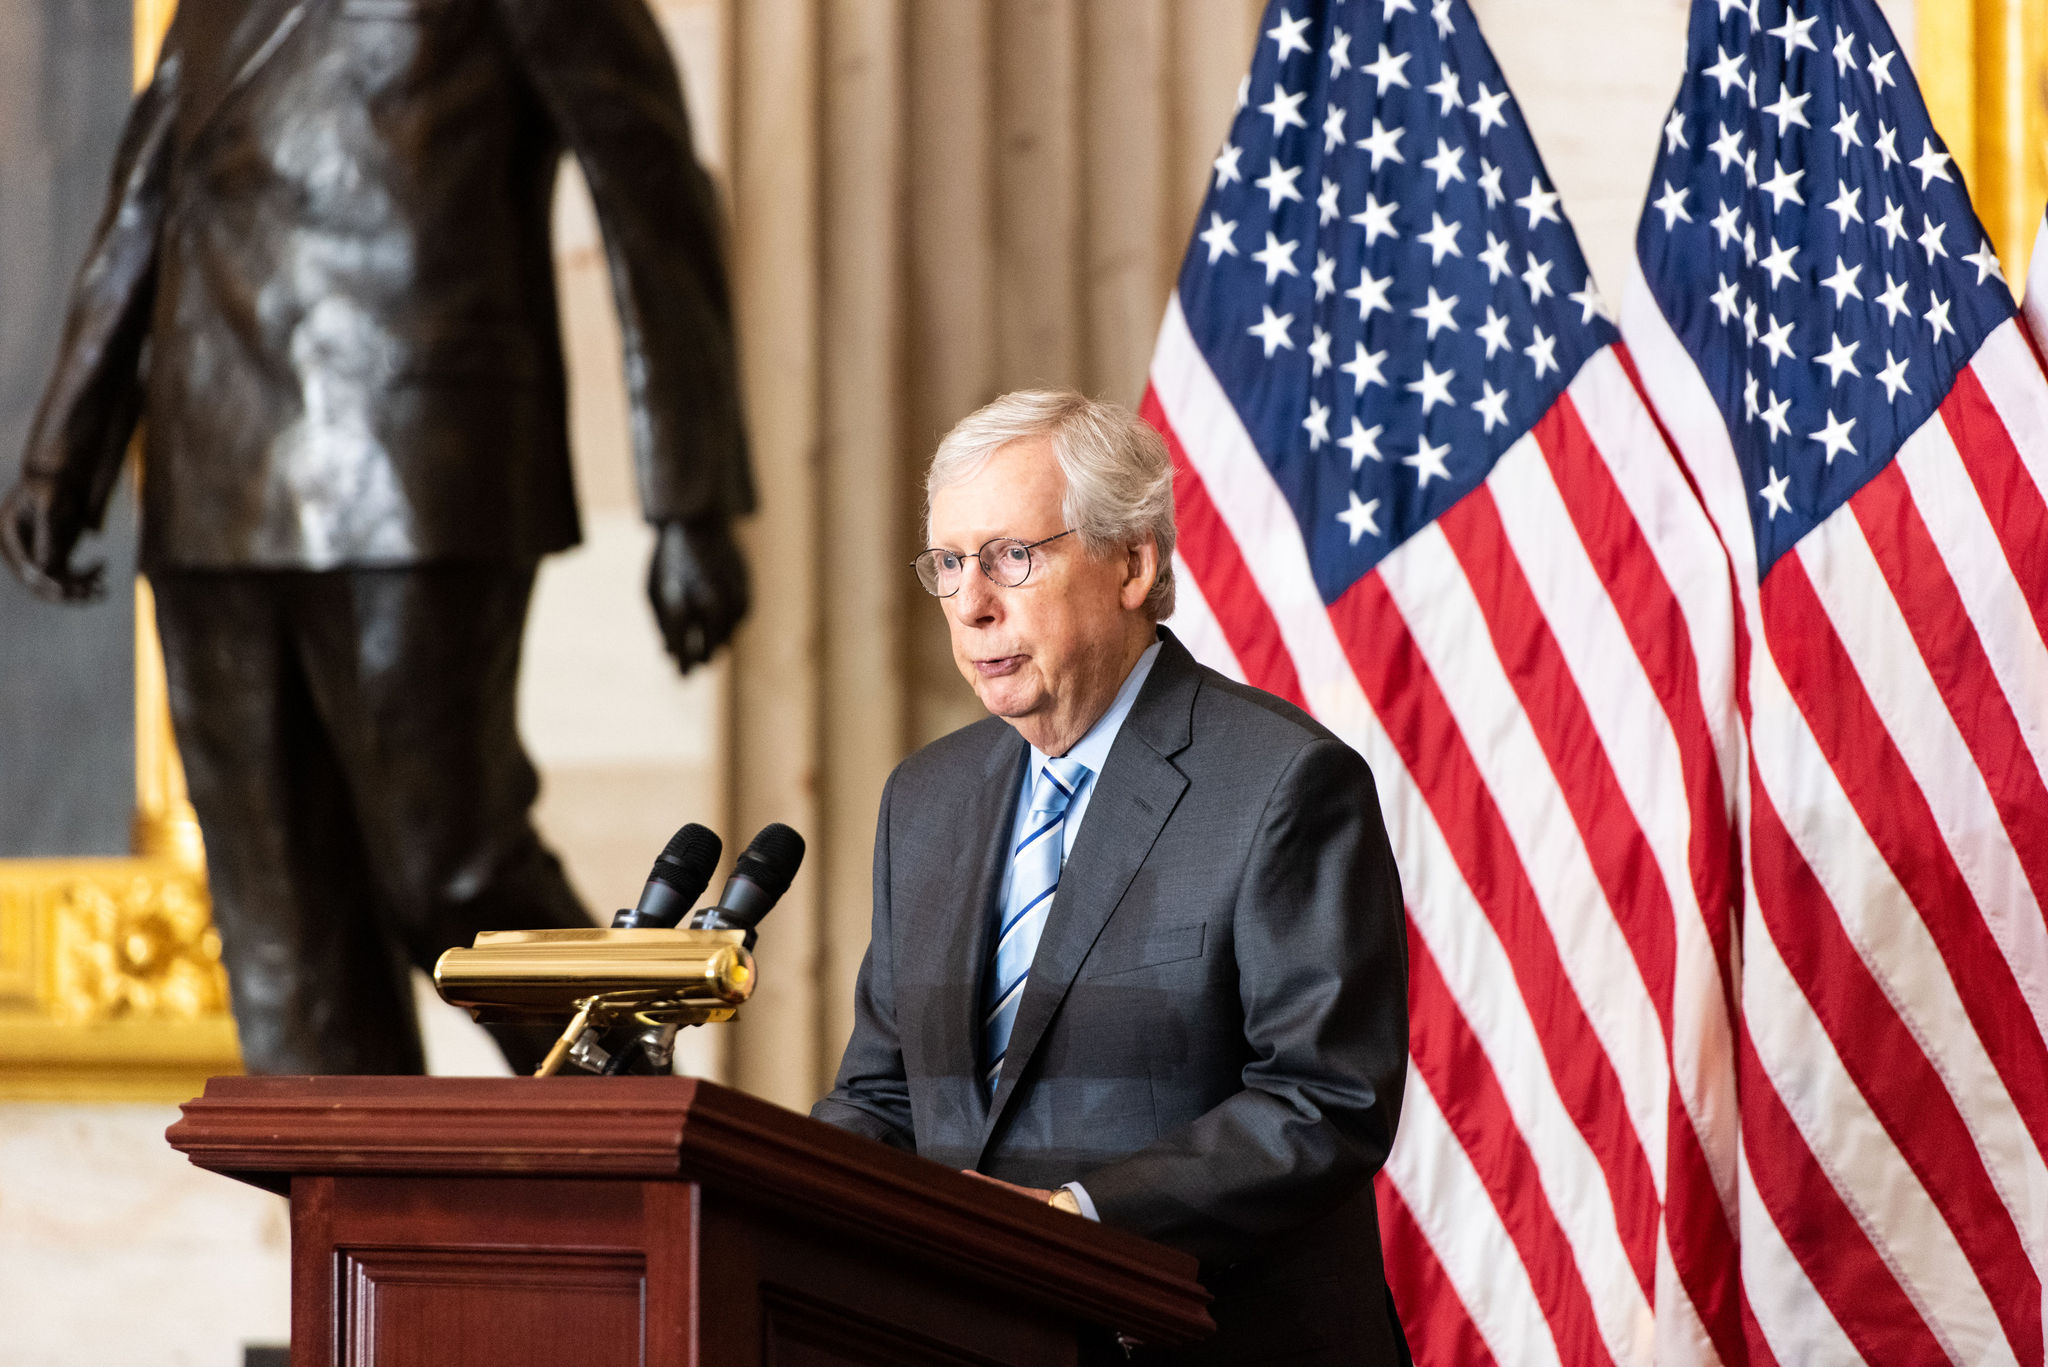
[433,926,756,1077]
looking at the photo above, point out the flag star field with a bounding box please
[1638,0,2013,572]
[1177,0,1615,602]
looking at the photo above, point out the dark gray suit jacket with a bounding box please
[815,631,1410,1365]
[24,0,751,571]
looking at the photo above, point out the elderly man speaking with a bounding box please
[813,390,1411,1364]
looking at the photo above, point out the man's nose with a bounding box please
[951,567,998,624]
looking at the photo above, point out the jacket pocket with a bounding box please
[1082,922,1206,979]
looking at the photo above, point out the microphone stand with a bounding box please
[533,998,602,1078]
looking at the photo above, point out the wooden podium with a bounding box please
[166,1076,1213,1366]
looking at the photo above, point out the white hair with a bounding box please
[925,390,1176,620]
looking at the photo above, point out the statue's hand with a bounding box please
[648,514,750,673]
[0,473,103,604]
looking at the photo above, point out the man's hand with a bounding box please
[0,473,103,604]
[960,1169,1055,1203]
[647,513,749,673]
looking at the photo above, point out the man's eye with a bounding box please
[939,552,964,571]
[1002,544,1031,564]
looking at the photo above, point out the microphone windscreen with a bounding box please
[650,824,723,899]
[732,823,806,899]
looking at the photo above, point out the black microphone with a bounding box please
[611,823,723,930]
[690,823,806,938]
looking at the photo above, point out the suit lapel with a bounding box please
[169,0,316,153]
[978,634,1199,1153]
[909,726,1024,1132]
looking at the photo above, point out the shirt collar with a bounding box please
[1029,638,1163,779]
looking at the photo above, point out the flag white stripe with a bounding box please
[1385,1068,1572,1367]
[1743,619,1955,1110]
[1893,424,2048,1038]
[1799,491,2048,1267]
[1487,435,1703,957]
[1742,545,2031,1357]
[1736,1145,1864,1366]
[1558,349,1746,1240]
[1162,552,1248,685]
[1567,348,1744,808]
[1619,263,1766,600]
[1487,432,1745,1228]
[1400,755,1656,1365]
[1487,432,1709,977]
[1967,320,2048,520]
[1745,921,2018,1367]
[1651,1227,1726,1367]
[1379,512,1670,1162]
[1897,419,2048,801]
[1798,504,2045,965]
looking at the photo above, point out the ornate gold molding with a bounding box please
[1919,0,2048,285]
[0,0,239,1102]
[0,858,234,1100]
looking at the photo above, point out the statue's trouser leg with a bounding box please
[290,563,593,1074]
[155,564,594,1075]
[154,571,425,1074]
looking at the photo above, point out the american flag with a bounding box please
[1145,0,1747,1361]
[1623,0,2048,1360]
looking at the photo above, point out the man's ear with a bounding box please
[1120,536,1159,612]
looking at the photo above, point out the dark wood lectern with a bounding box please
[167,1076,1213,1366]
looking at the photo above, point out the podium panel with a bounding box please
[299,1177,669,1367]
[168,1076,1211,1367]
[341,1246,647,1367]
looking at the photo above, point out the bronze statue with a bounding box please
[0,0,754,1075]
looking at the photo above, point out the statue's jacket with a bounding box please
[25,0,754,571]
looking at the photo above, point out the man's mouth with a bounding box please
[973,654,1025,678]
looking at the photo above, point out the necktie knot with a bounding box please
[1032,756,1089,816]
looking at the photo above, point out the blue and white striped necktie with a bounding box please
[982,755,1089,1093]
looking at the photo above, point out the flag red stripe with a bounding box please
[1753,834,2045,1362]
[1739,792,1958,1366]
[1439,481,1680,1042]
[1328,570,1663,1304]
[1736,1044,1949,1367]
[1759,563,2046,1359]
[1142,389,1310,708]
[1432,485,1667,1297]
[1850,460,2048,916]
[1737,1277,1782,1367]
[1377,1170,1504,1367]
[1763,551,2048,1164]
[1526,393,1748,1367]
[1662,1088,1745,1367]
[1531,392,1738,987]
[1940,366,2048,648]
[1408,925,1619,1367]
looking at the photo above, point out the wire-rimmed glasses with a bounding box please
[911,530,1075,597]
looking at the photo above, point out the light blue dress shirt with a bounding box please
[994,640,1162,916]
[992,638,1161,1221]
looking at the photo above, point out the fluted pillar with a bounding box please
[720,0,1263,1111]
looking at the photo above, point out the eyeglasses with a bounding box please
[911,530,1075,598]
